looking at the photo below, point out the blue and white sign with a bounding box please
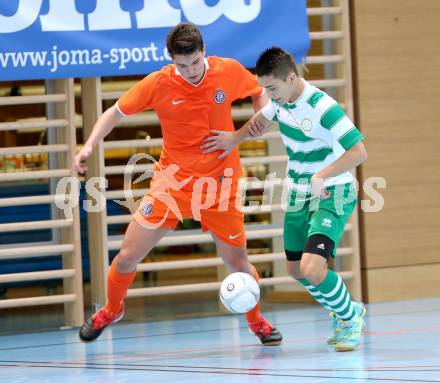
[0,0,310,81]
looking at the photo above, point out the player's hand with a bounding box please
[310,174,331,199]
[201,130,238,159]
[248,120,267,137]
[73,146,92,175]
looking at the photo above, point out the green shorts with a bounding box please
[284,183,357,257]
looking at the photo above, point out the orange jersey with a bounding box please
[116,56,263,180]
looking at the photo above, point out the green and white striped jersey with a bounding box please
[262,80,364,193]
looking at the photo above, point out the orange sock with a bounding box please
[104,260,137,314]
[245,264,263,324]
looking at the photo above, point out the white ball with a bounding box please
[219,272,260,314]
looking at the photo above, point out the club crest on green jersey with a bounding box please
[301,118,313,132]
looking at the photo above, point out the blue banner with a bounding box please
[0,0,310,81]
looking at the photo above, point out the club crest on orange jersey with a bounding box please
[140,201,153,217]
[214,89,227,104]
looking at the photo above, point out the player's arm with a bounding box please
[310,95,368,196]
[313,141,367,182]
[74,73,157,174]
[201,109,273,159]
[311,141,367,198]
[247,90,276,136]
[219,90,273,144]
[73,105,123,174]
[201,93,276,159]
[251,88,269,112]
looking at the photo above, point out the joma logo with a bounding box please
[0,0,261,33]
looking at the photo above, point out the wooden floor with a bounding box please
[1,298,440,382]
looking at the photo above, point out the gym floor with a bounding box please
[1,298,439,383]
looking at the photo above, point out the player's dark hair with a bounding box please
[256,47,298,80]
[166,22,204,57]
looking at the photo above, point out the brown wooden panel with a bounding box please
[365,264,440,302]
[353,0,440,270]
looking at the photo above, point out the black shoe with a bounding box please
[249,317,283,346]
[79,306,124,343]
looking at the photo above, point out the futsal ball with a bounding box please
[219,272,260,314]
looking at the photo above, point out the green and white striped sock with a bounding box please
[315,270,357,321]
[298,278,332,310]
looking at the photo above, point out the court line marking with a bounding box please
[1,306,440,352]
[1,360,440,373]
[54,323,440,365]
[0,361,439,382]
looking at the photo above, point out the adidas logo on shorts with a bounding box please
[322,218,332,228]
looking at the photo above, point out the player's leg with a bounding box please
[286,258,332,311]
[213,236,260,323]
[79,220,170,342]
[212,233,250,273]
[301,247,365,350]
[212,233,282,346]
[303,184,366,351]
[199,178,282,345]
[286,256,344,345]
[79,194,178,342]
[284,203,334,311]
[106,221,170,311]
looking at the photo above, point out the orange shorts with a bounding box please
[134,170,246,247]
